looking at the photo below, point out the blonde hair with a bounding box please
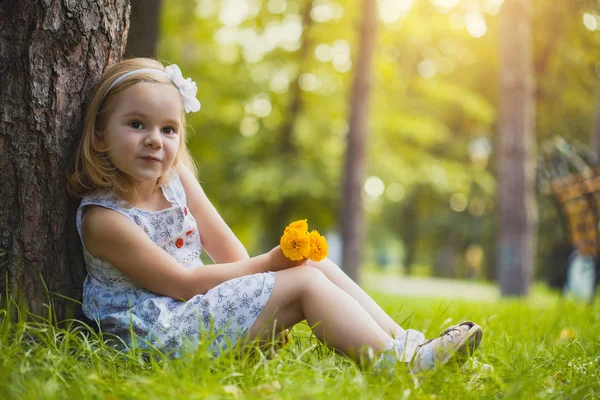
[68,58,197,202]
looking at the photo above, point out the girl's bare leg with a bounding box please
[307,259,406,338]
[247,266,393,362]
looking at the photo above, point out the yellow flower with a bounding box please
[284,219,308,234]
[280,228,310,260]
[555,328,577,344]
[308,230,328,262]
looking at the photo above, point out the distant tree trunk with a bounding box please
[124,0,162,58]
[433,235,458,278]
[497,0,536,296]
[398,187,422,276]
[0,0,130,319]
[341,0,377,282]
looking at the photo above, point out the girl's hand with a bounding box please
[267,246,307,271]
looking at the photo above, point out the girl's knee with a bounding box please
[274,265,330,302]
[308,259,338,280]
[297,265,327,282]
[298,266,332,295]
[275,266,327,291]
[280,266,328,292]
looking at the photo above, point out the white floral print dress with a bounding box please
[76,170,275,356]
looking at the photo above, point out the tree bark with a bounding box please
[341,0,377,283]
[497,0,537,296]
[0,0,130,319]
[124,0,162,58]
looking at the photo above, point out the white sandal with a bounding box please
[411,321,483,373]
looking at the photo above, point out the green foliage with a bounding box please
[155,0,600,278]
[1,289,599,399]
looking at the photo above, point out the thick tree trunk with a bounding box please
[0,0,130,319]
[341,0,377,283]
[497,0,536,296]
[124,0,162,58]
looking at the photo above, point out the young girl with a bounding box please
[68,58,483,373]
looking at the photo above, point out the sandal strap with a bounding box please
[417,321,476,348]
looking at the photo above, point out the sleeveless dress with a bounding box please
[76,170,275,356]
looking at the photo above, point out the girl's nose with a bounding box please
[144,128,162,148]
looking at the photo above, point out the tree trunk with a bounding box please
[124,0,162,58]
[0,0,130,320]
[497,0,536,296]
[398,187,422,276]
[341,0,377,283]
[433,236,458,278]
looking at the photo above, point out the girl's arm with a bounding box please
[82,206,297,301]
[176,163,250,263]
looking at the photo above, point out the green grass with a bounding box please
[1,289,598,399]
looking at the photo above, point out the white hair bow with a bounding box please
[164,64,201,113]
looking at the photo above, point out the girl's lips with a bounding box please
[140,156,161,162]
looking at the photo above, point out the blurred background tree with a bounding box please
[150,0,600,291]
[341,0,377,282]
[497,0,535,297]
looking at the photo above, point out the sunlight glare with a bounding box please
[268,0,287,14]
[240,30,264,63]
[385,183,405,202]
[331,40,351,72]
[218,45,240,64]
[311,3,334,22]
[418,59,437,78]
[315,44,333,62]
[364,176,385,198]
[378,0,414,24]
[282,15,302,43]
[299,73,320,92]
[197,0,217,18]
[311,1,344,22]
[583,13,599,31]
[264,21,282,47]
[483,0,503,15]
[246,94,272,118]
[270,71,290,93]
[465,12,487,38]
[430,0,460,13]
[214,27,238,44]
[450,193,468,212]
[311,1,344,23]
[220,0,250,27]
[240,117,259,137]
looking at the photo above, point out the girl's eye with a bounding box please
[162,127,176,135]
[129,121,144,129]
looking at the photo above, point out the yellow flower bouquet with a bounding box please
[280,219,328,262]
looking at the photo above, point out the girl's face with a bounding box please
[104,82,183,187]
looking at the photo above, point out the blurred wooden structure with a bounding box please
[538,137,600,301]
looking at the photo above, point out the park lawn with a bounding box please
[0,289,598,399]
